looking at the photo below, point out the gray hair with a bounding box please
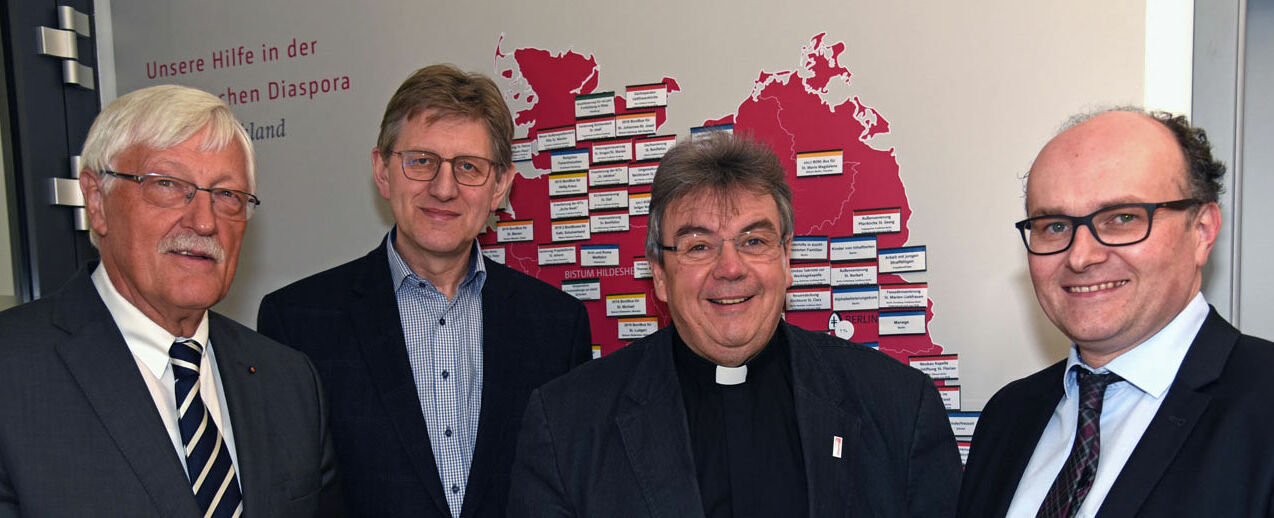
[644,133,794,264]
[82,84,256,193]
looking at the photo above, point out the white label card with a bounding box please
[786,289,831,311]
[606,293,647,317]
[958,441,971,466]
[548,172,588,197]
[948,412,979,437]
[629,192,651,216]
[791,264,831,287]
[561,279,601,301]
[591,139,633,163]
[833,287,879,311]
[615,112,658,137]
[588,165,628,187]
[831,261,877,286]
[853,208,902,234]
[830,236,876,261]
[496,220,533,243]
[628,162,658,185]
[937,386,962,411]
[538,245,576,266]
[625,83,668,108]
[580,244,620,267]
[591,212,630,233]
[791,236,829,261]
[690,124,733,140]
[551,219,590,242]
[511,139,534,162]
[537,127,576,152]
[550,197,589,220]
[575,117,616,141]
[878,246,928,273]
[481,246,506,264]
[589,189,629,211]
[796,150,843,177]
[910,354,959,380]
[633,257,652,279]
[551,149,590,173]
[618,317,659,340]
[879,283,928,309]
[635,136,676,161]
[575,92,616,118]
[879,310,926,335]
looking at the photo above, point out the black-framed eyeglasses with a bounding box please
[660,229,788,264]
[1014,198,1201,255]
[392,150,502,186]
[101,171,260,221]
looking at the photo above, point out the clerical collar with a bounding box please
[671,326,785,386]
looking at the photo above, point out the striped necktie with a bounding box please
[1037,367,1124,518]
[170,338,244,518]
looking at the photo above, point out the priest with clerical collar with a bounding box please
[508,133,961,517]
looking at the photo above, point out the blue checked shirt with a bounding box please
[386,232,486,518]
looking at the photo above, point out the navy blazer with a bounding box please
[0,269,342,517]
[508,321,962,517]
[258,243,592,518]
[958,308,1274,517]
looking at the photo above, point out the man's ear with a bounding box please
[652,258,669,303]
[488,166,516,213]
[372,148,392,200]
[1192,201,1222,267]
[80,169,108,238]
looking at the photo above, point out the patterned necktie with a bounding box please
[1037,367,1124,518]
[170,339,244,518]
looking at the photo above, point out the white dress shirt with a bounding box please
[91,264,240,474]
[1005,293,1208,518]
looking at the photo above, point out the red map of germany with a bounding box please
[481,33,942,362]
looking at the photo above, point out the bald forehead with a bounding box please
[1026,111,1189,211]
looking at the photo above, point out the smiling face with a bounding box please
[652,187,792,367]
[373,111,513,273]
[82,128,250,334]
[1025,111,1220,365]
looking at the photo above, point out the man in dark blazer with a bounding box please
[508,134,961,517]
[257,65,591,518]
[959,109,1274,517]
[0,85,340,516]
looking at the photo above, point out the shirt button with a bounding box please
[451,484,460,494]
[445,427,453,437]
[418,282,426,288]
[441,370,449,379]
[439,317,446,326]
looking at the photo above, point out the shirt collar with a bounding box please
[1062,292,1208,400]
[91,263,210,378]
[384,227,487,293]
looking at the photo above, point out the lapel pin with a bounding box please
[832,435,843,458]
[248,365,257,374]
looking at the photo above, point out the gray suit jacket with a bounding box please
[0,269,341,517]
[508,321,962,517]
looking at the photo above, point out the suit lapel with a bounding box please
[52,273,200,516]
[461,260,516,517]
[211,313,279,513]
[1097,309,1232,516]
[987,363,1066,517]
[784,324,859,518]
[614,330,705,518]
[348,247,451,516]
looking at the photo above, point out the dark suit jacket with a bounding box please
[958,308,1274,517]
[508,321,962,517]
[257,244,592,518]
[0,269,341,517]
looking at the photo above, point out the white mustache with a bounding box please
[158,233,226,263]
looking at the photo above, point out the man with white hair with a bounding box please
[0,85,341,517]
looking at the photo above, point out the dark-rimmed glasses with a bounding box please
[392,150,501,186]
[1014,199,1201,255]
[660,229,787,264]
[101,171,260,221]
